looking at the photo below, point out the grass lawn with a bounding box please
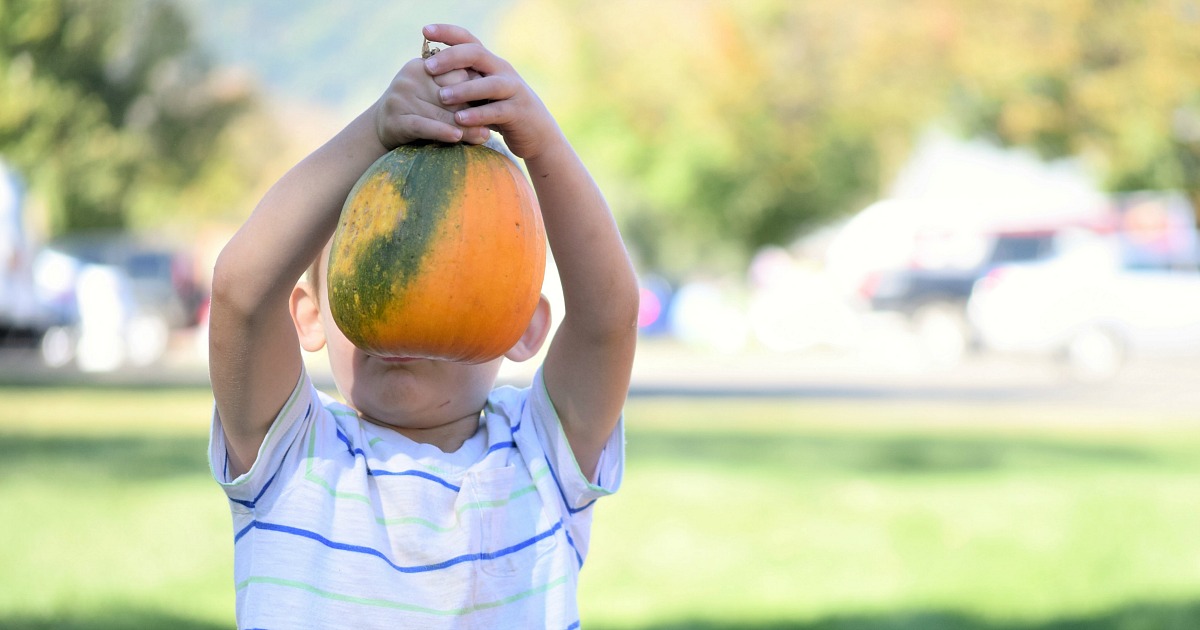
[1,384,1199,629]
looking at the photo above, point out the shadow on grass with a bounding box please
[0,426,1170,483]
[0,610,226,630]
[594,600,1200,629]
[0,433,210,481]
[630,430,1164,476]
[5,601,1197,630]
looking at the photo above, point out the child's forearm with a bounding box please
[525,133,637,479]
[525,135,639,340]
[209,108,389,476]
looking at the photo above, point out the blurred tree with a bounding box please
[499,0,884,274]
[927,0,1200,207]
[498,0,1200,274]
[0,0,273,237]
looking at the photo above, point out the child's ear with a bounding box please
[290,282,327,352]
[504,295,551,362]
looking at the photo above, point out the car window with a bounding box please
[989,235,1054,264]
[125,253,172,280]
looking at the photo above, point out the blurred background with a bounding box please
[3,1,1200,629]
[2,0,1200,384]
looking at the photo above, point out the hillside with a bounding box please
[177,0,510,113]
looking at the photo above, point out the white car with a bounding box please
[967,238,1200,380]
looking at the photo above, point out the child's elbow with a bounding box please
[598,283,642,343]
[209,247,268,323]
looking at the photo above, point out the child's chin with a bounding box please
[379,356,420,363]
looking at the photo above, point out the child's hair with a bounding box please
[304,136,521,294]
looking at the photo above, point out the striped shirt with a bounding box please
[208,368,624,629]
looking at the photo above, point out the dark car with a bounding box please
[860,230,1061,364]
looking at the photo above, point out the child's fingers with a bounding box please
[423,42,507,79]
[379,83,458,125]
[423,24,481,48]
[453,99,513,130]
[432,68,471,88]
[376,95,463,144]
[397,115,464,145]
[438,74,516,109]
[432,68,483,89]
[459,126,492,145]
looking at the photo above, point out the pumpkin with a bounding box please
[326,142,546,363]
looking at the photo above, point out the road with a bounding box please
[0,334,1196,417]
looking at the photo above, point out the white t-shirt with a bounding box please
[209,368,624,629]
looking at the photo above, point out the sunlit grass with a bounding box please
[580,398,1200,628]
[1,387,1199,629]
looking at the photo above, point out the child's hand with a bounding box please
[373,57,490,148]
[421,24,562,160]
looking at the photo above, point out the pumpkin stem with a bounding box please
[422,38,440,59]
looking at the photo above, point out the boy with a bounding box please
[207,24,639,628]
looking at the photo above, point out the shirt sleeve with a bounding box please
[526,368,625,511]
[208,367,318,504]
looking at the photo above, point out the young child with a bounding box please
[207,24,639,628]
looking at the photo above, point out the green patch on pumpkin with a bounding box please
[328,144,467,347]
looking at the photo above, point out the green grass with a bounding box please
[2,386,1199,629]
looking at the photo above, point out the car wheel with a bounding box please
[40,326,75,368]
[1065,325,1124,382]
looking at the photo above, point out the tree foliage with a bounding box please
[498,0,1200,275]
[0,0,273,237]
[913,0,1200,197]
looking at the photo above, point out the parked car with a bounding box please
[967,235,1200,380]
[860,229,1063,365]
[44,233,206,330]
[30,233,206,371]
[0,161,57,348]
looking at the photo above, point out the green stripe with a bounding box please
[305,409,551,531]
[377,467,548,531]
[327,406,453,475]
[304,420,372,505]
[214,371,308,487]
[236,574,569,615]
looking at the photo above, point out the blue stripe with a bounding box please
[545,456,597,515]
[334,428,462,491]
[234,520,255,543]
[565,622,581,630]
[486,400,520,435]
[226,403,313,509]
[563,525,583,568]
[229,468,281,509]
[335,428,367,458]
[485,440,516,456]
[369,468,461,491]
[235,519,564,574]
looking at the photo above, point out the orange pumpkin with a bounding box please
[327,142,546,363]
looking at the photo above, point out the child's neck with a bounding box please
[359,411,481,454]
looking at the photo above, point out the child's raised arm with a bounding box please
[208,58,486,477]
[424,24,640,479]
